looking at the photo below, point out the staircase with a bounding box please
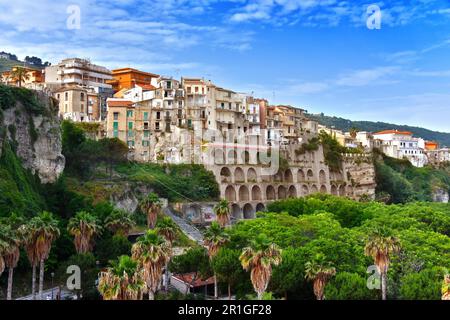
[163,207,204,245]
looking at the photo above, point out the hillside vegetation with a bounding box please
[308,113,450,147]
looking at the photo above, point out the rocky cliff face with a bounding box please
[432,188,449,203]
[0,89,65,183]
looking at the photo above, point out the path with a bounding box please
[163,207,204,245]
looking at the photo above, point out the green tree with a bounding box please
[98,138,129,179]
[98,255,146,300]
[364,228,400,300]
[305,254,336,300]
[10,67,30,87]
[204,222,230,299]
[0,223,22,300]
[325,272,377,300]
[131,230,171,300]
[399,267,446,300]
[140,193,162,229]
[156,217,178,291]
[239,234,282,300]
[67,211,102,254]
[104,209,135,236]
[214,199,230,227]
[211,248,243,300]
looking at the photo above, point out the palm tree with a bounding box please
[0,223,22,300]
[105,209,135,236]
[131,230,171,300]
[364,229,400,300]
[442,273,450,300]
[204,222,230,299]
[239,234,282,300]
[214,199,231,227]
[140,193,162,229]
[349,127,359,139]
[68,211,102,254]
[156,217,178,292]
[10,66,30,87]
[98,255,146,300]
[304,254,336,300]
[24,211,60,300]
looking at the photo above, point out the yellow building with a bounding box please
[1,66,44,87]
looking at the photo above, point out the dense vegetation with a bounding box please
[375,152,450,203]
[308,113,450,147]
[222,194,450,300]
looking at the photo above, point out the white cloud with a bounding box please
[336,67,400,87]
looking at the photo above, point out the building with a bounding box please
[266,105,307,144]
[107,68,159,92]
[1,66,44,87]
[54,86,102,122]
[373,130,427,167]
[45,58,113,89]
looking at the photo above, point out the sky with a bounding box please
[1,0,450,132]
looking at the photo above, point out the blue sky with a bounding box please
[1,0,450,132]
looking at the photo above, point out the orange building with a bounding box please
[1,66,44,86]
[425,141,439,151]
[107,68,159,92]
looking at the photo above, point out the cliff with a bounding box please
[0,85,65,183]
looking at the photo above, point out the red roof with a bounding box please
[172,273,215,288]
[374,130,413,136]
[107,100,134,107]
[137,84,156,91]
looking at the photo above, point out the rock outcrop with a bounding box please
[432,188,449,203]
[0,89,65,183]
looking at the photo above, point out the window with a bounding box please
[81,104,84,113]
[187,87,191,94]
[195,86,199,93]
[81,92,84,100]
[57,94,60,99]
[113,112,119,120]
[127,140,135,147]
[144,131,149,138]
[127,110,133,117]
[143,112,148,120]
[65,92,68,101]
[113,122,119,130]
[142,140,149,147]
[128,122,133,130]
[156,112,161,120]
[155,122,160,130]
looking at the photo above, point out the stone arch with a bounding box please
[231,203,242,220]
[311,184,318,194]
[274,170,283,182]
[252,185,262,201]
[319,170,326,184]
[247,168,257,182]
[278,186,287,199]
[214,149,225,165]
[320,185,328,194]
[234,167,245,183]
[220,167,232,182]
[284,169,293,183]
[266,185,276,200]
[339,185,346,196]
[288,185,297,198]
[331,185,338,195]
[298,169,306,182]
[347,185,354,197]
[307,169,314,180]
[227,149,237,165]
[302,184,309,196]
[239,185,250,201]
[225,185,236,202]
[256,203,266,212]
[243,203,255,219]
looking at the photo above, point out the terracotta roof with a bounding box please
[172,273,215,288]
[374,130,413,136]
[107,100,133,107]
[136,84,156,91]
[112,68,159,78]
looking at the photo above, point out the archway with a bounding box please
[307,169,314,181]
[256,203,266,212]
[241,151,250,164]
[220,167,232,182]
[278,186,287,199]
[274,170,283,182]
[247,168,257,182]
[339,185,346,196]
[225,185,236,202]
[298,169,306,182]
[243,203,255,219]
[311,184,318,194]
[284,169,293,183]
[252,185,262,201]
[302,184,309,196]
[227,149,237,165]
[319,170,326,184]
[288,185,297,198]
[214,149,225,165]
[239,185,250,201]
[234,167,245,183]
[320,185,327,194]
[331,185,338,195]
[231,204,241,220]
[266,185,276,200]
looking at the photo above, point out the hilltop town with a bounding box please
[1,57,450,218]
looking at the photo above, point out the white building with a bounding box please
[373,130,427,167]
